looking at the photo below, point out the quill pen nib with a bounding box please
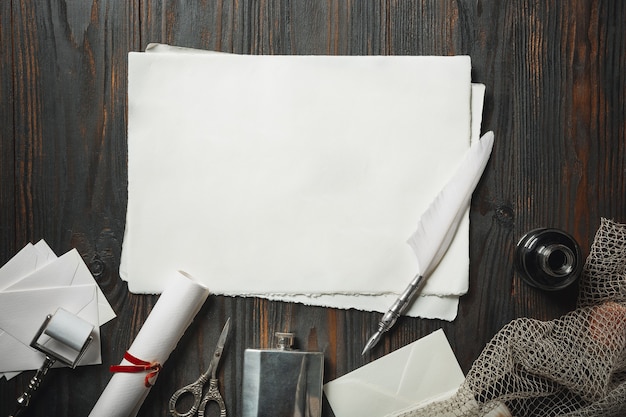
[361,330,384,355]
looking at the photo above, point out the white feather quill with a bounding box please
[363,131,494,354]
[408,130,494,277]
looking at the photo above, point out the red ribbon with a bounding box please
[110,352,161,388]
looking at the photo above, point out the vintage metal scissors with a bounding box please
[169,318,231,417]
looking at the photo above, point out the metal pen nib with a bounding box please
[362,307,401,355]
[361,331,382,355]
[362,273,425,355]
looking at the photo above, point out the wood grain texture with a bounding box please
[1,1,625,416]
[0,0,15,268]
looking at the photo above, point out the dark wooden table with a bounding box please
[1,1,625,416]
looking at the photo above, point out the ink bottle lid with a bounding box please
[515,228,582,291]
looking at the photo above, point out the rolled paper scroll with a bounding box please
[89,271,210,417]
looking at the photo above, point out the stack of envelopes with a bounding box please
[0,241,115,379]
[121,45,486,321]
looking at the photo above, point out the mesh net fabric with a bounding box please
[392,218,626,417]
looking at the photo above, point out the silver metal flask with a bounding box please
[242,332,324,417]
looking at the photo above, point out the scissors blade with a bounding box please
[208,317,231,377]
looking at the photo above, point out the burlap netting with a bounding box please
[392,218,626,417]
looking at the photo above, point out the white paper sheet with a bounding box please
[324,329,465,417]
[121,48,481,319]
[89,270,209,417]
[253,83,486,320]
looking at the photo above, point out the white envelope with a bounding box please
[6,247,116,325]
[0,242,116,378]
[0,242,55,291]
[0,283,101,373]
[324,329,465,417]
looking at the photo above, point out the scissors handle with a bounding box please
[169,380,205,417]
[198,379,226,417]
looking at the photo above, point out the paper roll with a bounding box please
[89,271,210,417]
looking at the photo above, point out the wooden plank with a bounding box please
[0,3,15,414]
[3,1,140,415]
[140,0,247,52]
[0,0,15,267]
